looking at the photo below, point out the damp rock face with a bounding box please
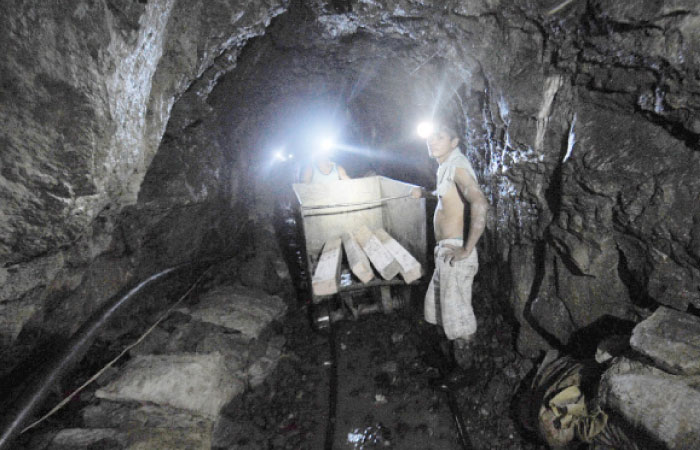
[1,0,699,368]
[0,0,287,351]
[0,0,287,267]
[2,0,700,447]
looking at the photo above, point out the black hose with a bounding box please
[0,266,181,450]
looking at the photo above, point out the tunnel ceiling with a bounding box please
[2,0,700,364]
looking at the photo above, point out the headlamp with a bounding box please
[417,121,434,139]
[320,137,335,152]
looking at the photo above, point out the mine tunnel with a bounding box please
[1,0,700,449]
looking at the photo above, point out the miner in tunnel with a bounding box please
[301,142,351,183]
[411,119,490,389]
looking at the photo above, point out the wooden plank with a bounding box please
[353,226,400,280]
[378,177,427,268]
[374,228,423,284]
[292,178,383,261]
[341,232,375,283]
[312,237,343,296]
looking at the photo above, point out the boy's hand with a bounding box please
[410,187,423,198]
[442,244,473,266]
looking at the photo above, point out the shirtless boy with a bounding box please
[301,154,350,184]
[411,122,489,386]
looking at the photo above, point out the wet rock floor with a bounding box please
[11,274,545,450]
[215,288,545,450]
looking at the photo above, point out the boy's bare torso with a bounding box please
[434,182,465,242]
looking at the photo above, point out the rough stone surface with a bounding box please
[0,0,288,267]
[45,428,126,450]
[599,357,700,450]
[82,401,211,430]
[182,285,287,340]
[238,252,285,295]
[126,426,213,450]
[530,295,576,346]
[95,352,245,418]
[128,327,170,356]
[2,0,699,371]
[3,0,700,445]
[245,334,286,387]
[0,0,289,371]
[630,307,700,375]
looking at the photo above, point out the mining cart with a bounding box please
[292,176,427,329]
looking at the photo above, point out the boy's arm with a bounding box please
[338,165,351,180]
[444,167,489,264]
[409,186,437,199]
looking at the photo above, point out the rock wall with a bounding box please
[203,0,700,358]
[2,0,699,384]
[478,0,700,355]
[0,0,288,356]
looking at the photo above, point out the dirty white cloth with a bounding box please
[424,238,479,341]
[436,149,478,197]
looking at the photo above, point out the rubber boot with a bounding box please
[437,339,479,391]
[453,338,475,369]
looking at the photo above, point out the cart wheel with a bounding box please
[380,286,394,313]
[392,285,411,310]
[311,298,345,332]
[311,302,331,333]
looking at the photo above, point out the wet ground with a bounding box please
[214,285,546,450]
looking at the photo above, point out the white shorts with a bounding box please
[424,239,479,341]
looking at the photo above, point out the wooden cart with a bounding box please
[292,176,427,328]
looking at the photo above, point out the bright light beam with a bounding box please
[320,137,335,151]
[334,144,422,165]
[416,121,434,139]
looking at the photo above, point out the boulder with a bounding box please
[82,401,212,430]
[630,306,700,375]
[95,352,244,418]
[183,285,286,340]
[125,427,213,450]
[599,358,700,449]
[45,428,126,450]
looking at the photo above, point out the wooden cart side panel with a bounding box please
[292,177,380,207]
[378,177,427,268]
[293,178,383,259]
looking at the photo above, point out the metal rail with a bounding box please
[323,300,339,450]
[446,388,475,450]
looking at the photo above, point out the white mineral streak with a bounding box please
[562,113,577,163]
[535,74,563,153]
[107,0,176,206]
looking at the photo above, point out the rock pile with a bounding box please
[26,284,287,450]
[599,307,700,450]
